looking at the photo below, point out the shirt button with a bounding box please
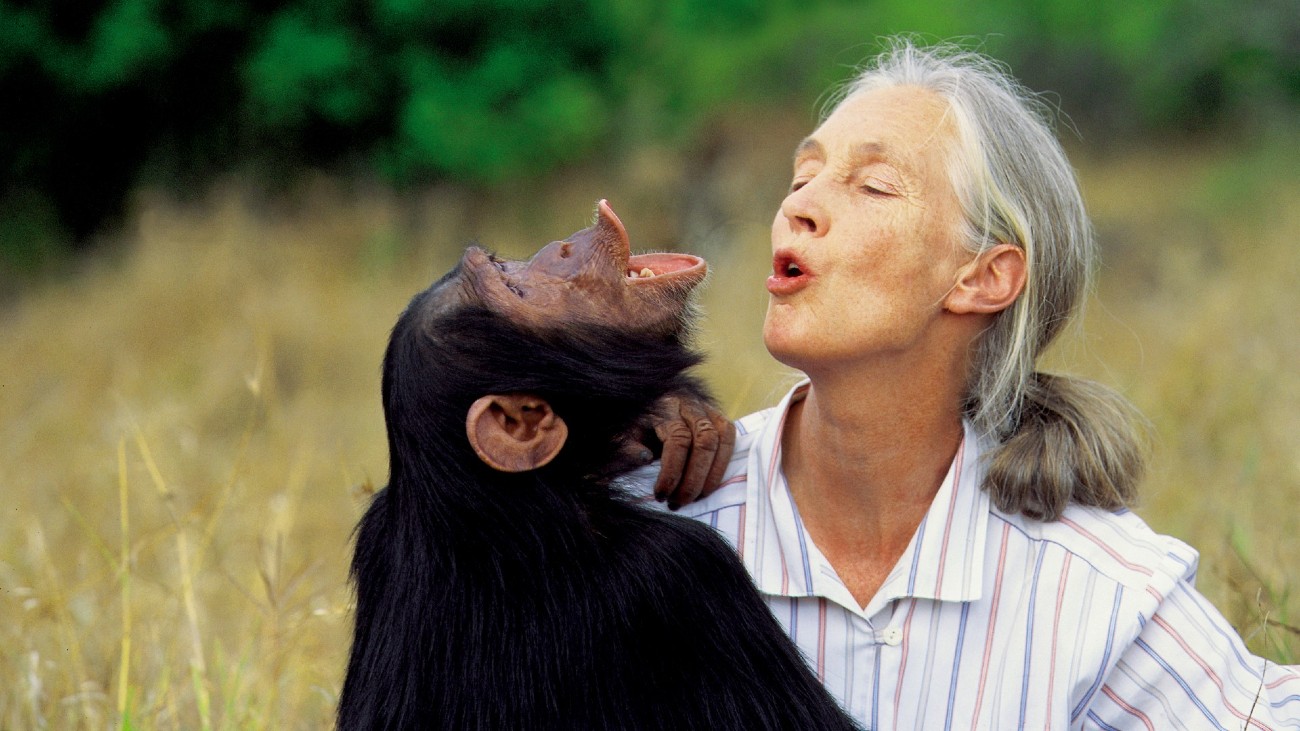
[882,627,903,646]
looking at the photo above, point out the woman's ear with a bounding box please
[466,394,568,472]
[945,243,1027,315]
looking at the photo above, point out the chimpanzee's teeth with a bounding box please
[639,267,654,278]
[628,267,656,279]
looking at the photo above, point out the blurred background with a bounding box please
[2,0,1298,728]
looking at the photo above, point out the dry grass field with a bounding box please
[2,124,1298,728]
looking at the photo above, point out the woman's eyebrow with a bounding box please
[845,141,891,167]
[795,138,894,165]
[793,137,825,165]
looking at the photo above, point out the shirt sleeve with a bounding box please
[1082,577,1300,730]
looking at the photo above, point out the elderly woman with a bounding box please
[649,39,1300,728]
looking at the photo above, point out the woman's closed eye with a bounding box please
[859,176,900,196]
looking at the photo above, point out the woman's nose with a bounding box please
[779,182,828,237]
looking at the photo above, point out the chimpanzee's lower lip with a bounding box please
[626,253,707,282]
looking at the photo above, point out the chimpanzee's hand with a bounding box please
[637,392,735,509]
[605,392,734,507]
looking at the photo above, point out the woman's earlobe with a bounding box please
[945,244,1027,315]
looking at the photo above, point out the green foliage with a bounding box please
[0,188,67,273]
[80,0,173,90]
[381,13,615,183]
[245,12,376,128]
[1,0,1298,269]
[974,0,1300,134]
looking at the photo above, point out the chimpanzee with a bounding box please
[338,200,860,730]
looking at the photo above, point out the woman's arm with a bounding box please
[1084,578,1300,729]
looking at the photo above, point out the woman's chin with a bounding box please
[762,327,810,371]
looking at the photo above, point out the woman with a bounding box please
[652,39,1300,728]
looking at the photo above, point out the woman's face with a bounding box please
[762,84,971,375]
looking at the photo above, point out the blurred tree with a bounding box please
[977,0,1300,139]
[1,0,253,253]
[1,0,1297,271]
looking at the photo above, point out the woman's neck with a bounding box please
[780,356,967,607]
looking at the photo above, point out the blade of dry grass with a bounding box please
[117,438,133,724]
[131,426,213,731]
[32,517,94,729]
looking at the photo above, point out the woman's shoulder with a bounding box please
[993,501,1200,596]
[730,402,778,448]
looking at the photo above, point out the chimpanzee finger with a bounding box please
[667,400,722,508]
[600,436,657,480]
[652,399,694,502]
[699,411,736,499]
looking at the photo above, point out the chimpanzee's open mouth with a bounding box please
[594,199,707,286]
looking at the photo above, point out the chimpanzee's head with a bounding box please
[383,200,708,481]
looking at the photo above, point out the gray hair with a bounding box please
[829,39,1145,519]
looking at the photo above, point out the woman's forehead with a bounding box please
[799,86,956,186]
[813,87,953,154]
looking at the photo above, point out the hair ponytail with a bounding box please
[982,373,1148,521]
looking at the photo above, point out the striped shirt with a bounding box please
[633,382,1300,729]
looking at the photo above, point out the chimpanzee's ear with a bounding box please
[466,394,568,472]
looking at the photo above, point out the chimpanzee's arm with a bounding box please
[609,387,735,509]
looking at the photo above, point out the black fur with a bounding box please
[339,269,860,730]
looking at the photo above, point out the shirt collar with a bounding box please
[742,381,991,615]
